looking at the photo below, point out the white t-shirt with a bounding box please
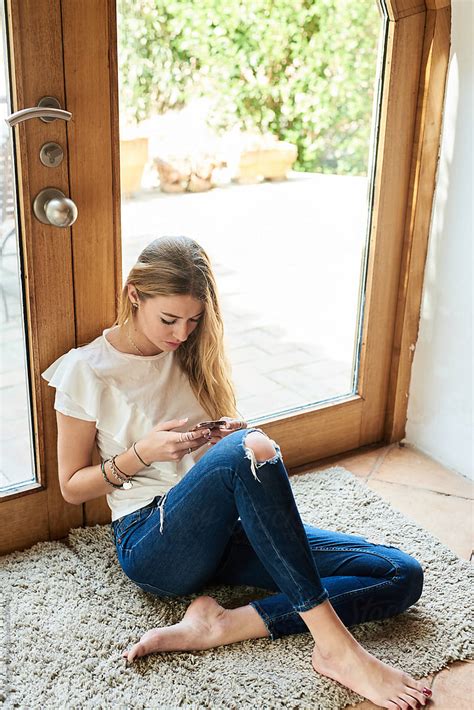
[41,326,211,522]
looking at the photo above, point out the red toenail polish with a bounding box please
[422,687,432,697]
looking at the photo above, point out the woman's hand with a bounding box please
[136,418,211,464]
[207,416,247,446]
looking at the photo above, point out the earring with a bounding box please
[132,302,138,309]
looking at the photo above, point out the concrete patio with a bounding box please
[1,172,369,490]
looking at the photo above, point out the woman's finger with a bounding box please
[153,418,189,432]
[219,419,246,430]
[175,428,211,450]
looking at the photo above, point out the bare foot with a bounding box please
[312,641,432,709]
[122,595,228,663]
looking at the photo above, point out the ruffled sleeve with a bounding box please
[42,350,99,422]
[41,348,160,464]
[53,389,96,421]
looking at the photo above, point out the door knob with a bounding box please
[33,188,78,227]
[5,97,77,226]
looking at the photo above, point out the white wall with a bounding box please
[404,0,473,479]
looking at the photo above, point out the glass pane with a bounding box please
[117,0,386,422]
[0,6,36,494]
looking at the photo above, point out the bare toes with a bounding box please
[403,685,426,705]
[415,679,432,696]
[404,676,432,703]
[391,700,409,710]
[399,692,421,708]
[124,642,143,663]
[420,686,432,702]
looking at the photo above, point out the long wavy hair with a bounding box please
[113,236,238,420]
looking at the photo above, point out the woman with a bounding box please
[42,236,432,710]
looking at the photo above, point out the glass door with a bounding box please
[116,0,385,423]
[0,0,81,553]
[0,11,36,494]
[1,0,438,553]
[69,0,431,482]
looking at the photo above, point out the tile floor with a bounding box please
[291,441,473,710]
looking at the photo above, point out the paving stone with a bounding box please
[0,367,26,388]
[229,345,269,365]
[299,359,352,379]
[267,365,351,399]
[232,366,283,398]
[0,435,35,487]
[0,319,24,343]
[238,388,304,421]
[253,349,315,373]
[225,318,263,335]
[0,416,29,442]
[224,331,255,348]
[0,384,30,419]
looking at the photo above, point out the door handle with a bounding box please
[5,96,72,127]
[4,97,78,227]
[5,106,72,127]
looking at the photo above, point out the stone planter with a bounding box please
[120,137,149,197]
[154,155,217,193]
[236,141,298,183]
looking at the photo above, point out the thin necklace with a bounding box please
[126,322,146,356]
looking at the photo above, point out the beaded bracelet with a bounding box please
[113,456,133,478]
[107,458,125,484]
[109,455,133,490]
[101,459,123,489]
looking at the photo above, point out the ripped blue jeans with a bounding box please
[111,427,424,640]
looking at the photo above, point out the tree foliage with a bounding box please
[118,0,382,175]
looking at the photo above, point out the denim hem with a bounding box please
[249,587,330,641]
[248,599,277,641]
[292,587,330,612]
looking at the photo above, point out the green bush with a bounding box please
[118,0,381,175]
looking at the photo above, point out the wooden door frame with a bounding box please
[1,0,451,554]
[384,1,451,441]
[2,0,81,553]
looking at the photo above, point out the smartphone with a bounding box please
[190,420,228,431]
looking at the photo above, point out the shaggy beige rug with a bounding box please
[1,465,473,709]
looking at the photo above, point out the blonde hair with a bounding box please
[113,236,238,420]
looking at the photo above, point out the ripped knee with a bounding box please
[244,431,276,461]
[242,429,282,482]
